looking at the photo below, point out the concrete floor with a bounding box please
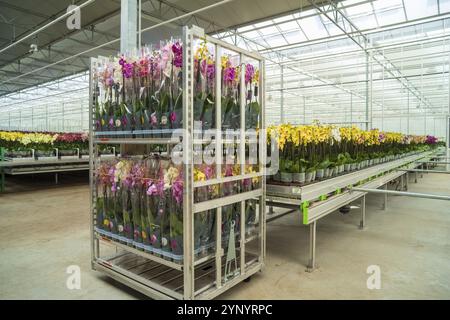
[0,171,449,299]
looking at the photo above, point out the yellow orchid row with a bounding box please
[268,124,434,150]
[0,131,57,146]
[268,124,335,150]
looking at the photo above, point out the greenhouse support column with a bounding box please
[365,48,372,131]
[280,65,284,123]
[350,93,353,125]
[407,91,410,135]
[120,0,137,53]
[303,96,306,124]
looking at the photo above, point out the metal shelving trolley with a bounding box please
[89,25,266,300]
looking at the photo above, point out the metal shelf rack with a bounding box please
[89,26,266,300]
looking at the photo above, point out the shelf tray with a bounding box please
[94,250,261,300]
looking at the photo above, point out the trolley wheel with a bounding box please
[244,276,252,283]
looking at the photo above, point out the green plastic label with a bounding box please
[301,201,309,225]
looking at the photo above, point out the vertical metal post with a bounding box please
[350,93,353,125]
[120,0,138,53]
[215,44,222,289]
[405,172,408,191]
[307,221,316,272]
[239,53,246,273]
[280,65,284,123]
[55,173,58,184]
[415,170,418,183]
[138,0,142,50]
[62,102,65,131]
[407,90,410,135]
[303,96,306,124]
[89,58,96,269]
[365,49,370,131]
[259,58,266,263]
[359,195,366,229]
[240,201,246,274]
[383,183,388,211]
[182,26,194,300]
[0,147,5,192]
[369,49,373,130]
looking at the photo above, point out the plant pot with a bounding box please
[273,172,281,182]
[330,168,335,177]
[292,173,302,183]
[298,172,306,184]
[344,164,351,172]
[305,172,313,183]
[340,164,345,173]
[280,172,293,183]
[316,169,325,179]
[311,170,316,181]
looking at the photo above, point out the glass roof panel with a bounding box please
[404,0,438,20]
[300,16,328,39]
[374,6,406,26]
[440,0,450,13]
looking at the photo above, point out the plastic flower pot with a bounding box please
[330,167,338,177]
[344,164,351,172]
[292,173,302,183]
[311,170,316,181]
[273,172,281,182]
[316,169,325,179]
[340,164,345,173]
[298,172,306,184]
[280,172,293,183]
[305,172,313,183]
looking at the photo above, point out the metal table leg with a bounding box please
[55,172,58,184]
[383,184,388,211]
[359,195,366,230]
[0,147,4,192]
[306,221,317,272]
[405,172,408,191]
[415,170,418,183]
[0,167,4,193]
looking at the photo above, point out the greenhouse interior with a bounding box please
[0,0,449,301]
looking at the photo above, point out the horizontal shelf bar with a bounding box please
[351,187,450,201]
[94,138,180,145]
[193,189,263,213]
[193,172,262,188]
[398,168,450,174]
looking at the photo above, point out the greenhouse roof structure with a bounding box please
[0,0,449,137]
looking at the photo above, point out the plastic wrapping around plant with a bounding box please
[267,123,442,185]
[93,41,183,138]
